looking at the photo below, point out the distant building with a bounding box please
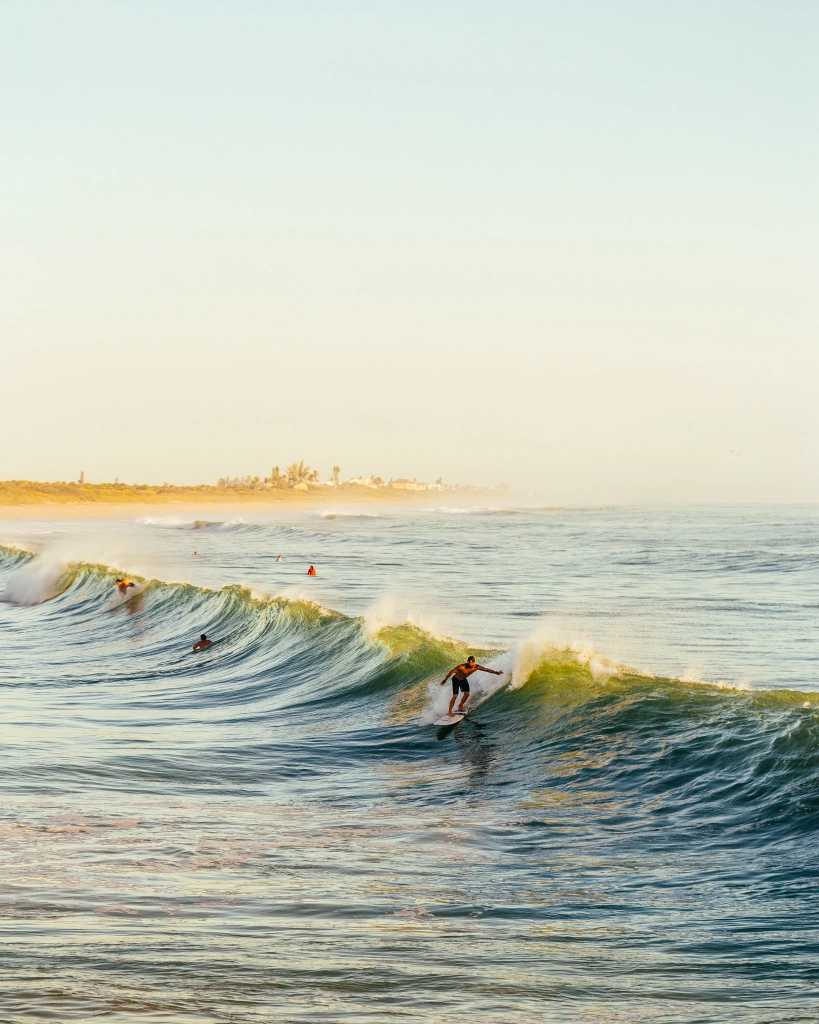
[390,478,427,491]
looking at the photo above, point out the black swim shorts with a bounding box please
[452,678,470,694]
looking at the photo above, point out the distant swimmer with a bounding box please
[440,656,503,716]
[115,577,136,596]
[307,565,317,576]
[192,634,213,651]
[276,555,282,562]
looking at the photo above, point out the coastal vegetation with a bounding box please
[0,469,507,505]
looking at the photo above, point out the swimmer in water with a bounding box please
[307,565,317,576]
[276,555,282,562]
[440,656,503,715]
[192,634,213,651]
[115,577,136,596]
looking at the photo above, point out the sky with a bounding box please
[2,1,819,502]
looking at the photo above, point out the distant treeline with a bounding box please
[218,462,323,489]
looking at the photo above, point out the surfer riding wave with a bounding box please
[440,656,503,716]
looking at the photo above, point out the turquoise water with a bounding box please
[1,505,818,1022]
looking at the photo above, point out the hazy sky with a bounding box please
[2,1,818,501]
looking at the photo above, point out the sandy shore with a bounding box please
[0,495,506,521]
[0,503,279,521]
[0,501,383,521]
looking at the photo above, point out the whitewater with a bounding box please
[1,504,818,1023]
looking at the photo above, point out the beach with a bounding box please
[0,487,503,519]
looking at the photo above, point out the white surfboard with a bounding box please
[434,712,467,726]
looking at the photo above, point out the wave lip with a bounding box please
[0,551,66,605]
[319,511,386,520]
[137,516,255,532]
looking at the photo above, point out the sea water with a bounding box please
[0,504,818,1023]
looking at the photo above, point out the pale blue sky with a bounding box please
[2,1,818,500]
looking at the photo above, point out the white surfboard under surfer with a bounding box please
[440,656,503,716]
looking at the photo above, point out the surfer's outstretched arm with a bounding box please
[439,668,455,686]
[475,664,503,675]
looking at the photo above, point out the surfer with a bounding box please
[192,634,213,651]
[115,577,136,595]
[276,555,282,562]
[307,565,317,576]
[440,656,503,715]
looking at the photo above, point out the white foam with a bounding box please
[681,667,704,684]
[712,677,753,691]
[678,667,754,691]
[429,506,504,515]
[577,649,624,682]
[138,516,250,531]
[0,555,68,606]
[319,510,385,519]
[362,594,452,643]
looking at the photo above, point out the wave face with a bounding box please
[1,506,819,1023]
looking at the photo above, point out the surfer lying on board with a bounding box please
[192,634,213,651]
[440,656,502,716]
[115,577,136,595]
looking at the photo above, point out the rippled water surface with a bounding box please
[1,504,818,1022]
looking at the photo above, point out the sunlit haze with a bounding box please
[3,1,818,501]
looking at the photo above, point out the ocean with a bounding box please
[0,504,818,1023]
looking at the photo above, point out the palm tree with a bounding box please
[285,461,317,486]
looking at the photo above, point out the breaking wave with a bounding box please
[1,541,818,846]
[137,516,261,532]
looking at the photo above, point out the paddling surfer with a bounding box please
[440,656,502,716]
[192,634,213,651]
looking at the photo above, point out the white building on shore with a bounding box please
[389,478,427,491]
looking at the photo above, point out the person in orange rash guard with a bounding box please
[307,565,317,576]
[115,577,136,595]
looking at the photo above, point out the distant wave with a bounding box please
[319,511,386,520]
[429,506,526,516]
[137,516,261,533]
